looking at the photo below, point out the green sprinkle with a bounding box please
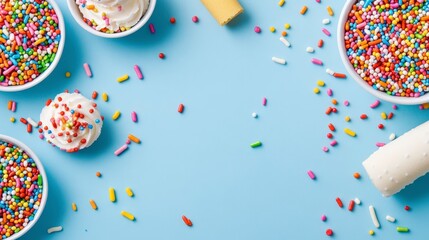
[250,141,262,148]
[397,227,409,233]
[38,175,43,186]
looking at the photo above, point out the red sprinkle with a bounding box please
[328,123,335,131]
[192,16,199,23]
[20,118,28,125]
[92,91,98,99]
[348,200,355,211]
[405,205,411,211]
[388,112,394,119]
[327,133,333,139]
[170,17,176,24]
[333,73,347,78]
[159,53,165,59]
[318,39,324,48]
[360,114,368,119]
[378,124,384,129]
[325,107,333,115]
[178,104,185,113]
[331,108,337,113]
[27,124,32,133]
[336,197,343,208]
[182,215,193,226]
[326,229,333,236]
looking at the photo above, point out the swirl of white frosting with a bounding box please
[40,93,103,152]
[76,0,150,32]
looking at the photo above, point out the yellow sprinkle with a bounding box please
[313,87,320,94]
[125,187,134,197]
[128,134,141,144]
[10,117,15,123]
[117,74,129,83]
[345,116,351,122]
[344,128,356,137]
[109,188,116,202]
[33,37,46,46]
[112,111,121,120]
[89,199,97,210]
[316,80,325,86]
[381,112,387,120]
[331,99,338,105]
[278,0,285,7]
[269,26,276,32]
[72,203,77,211]
[65,72,71,78]
[327,6,334,16]
[284,23,291,29]
[369,230,375,235]
[102,92,108,102]
[300,6,308,15]
[121,211,135,221]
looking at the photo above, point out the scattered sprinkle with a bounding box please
[72,203,77,211]
[307,170,316,180]
[336,197,343,208]
[386,215,396,223]
[397,227,409,233]
[112,111,121,120]
[47,226,63,234]
[192,16,199,23]
[178,103,185,113]
[182,215,193,227]
[89,199,98,210]
[117,74,129,83]
[83,63,92,78]
[369,205,380,228]
[121,211,136,221]
[126,187,134,197]
[109,188,116,202]
[250,141,262,148]
[272,57,286,65]
[300,6,308,15]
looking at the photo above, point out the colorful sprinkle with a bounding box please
[83,63,92,77]
[125,187,134,197]
[114,144,128,156]
[112,111,121,120]
[178,104,185,113]
[131,111,138,122]
[369,205,380,228]
[72,203,77,211]
[250,141,262,148]
[47,226,63,234]
[307,170,316,180]
[117,75,129,83]
[134,65,144,79]
[121,211,135,221]
[109,188,116,202]
[182,215,193,227]
[300,6,308,15]
[89,199,98,210]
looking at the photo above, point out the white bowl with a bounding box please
[67,0,157,38]
[0,134,48,240]
[337,0,429,105]
[0,0,65,92]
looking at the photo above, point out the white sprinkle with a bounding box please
[27,117,38,128]
[272,57,286,65]
[386,215,396,223]
[389,133,396,141]
[326,68,335,75]
[369,205,380,228]
[279,37,291,47]
[322,18,331,25]
[354,198,361,205]
[47,226,63,234]
[252,112,258,118]
[306,47,314,53]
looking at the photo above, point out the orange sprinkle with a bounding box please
[300,6,308,15]
[368,39,382,46]
[353,172,361,179]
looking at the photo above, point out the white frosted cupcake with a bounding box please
[39,92,103,152]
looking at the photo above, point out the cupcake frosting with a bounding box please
[76,0,150,32]
[40,92,103,152]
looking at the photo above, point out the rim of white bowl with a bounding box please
[0,134,48,240]
[67,0,157,38]
[0,0,66,92]
[337,0,429,105]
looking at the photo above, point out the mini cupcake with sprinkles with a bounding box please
[39,92,103,152]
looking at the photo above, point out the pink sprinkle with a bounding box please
[322,146,329,152]
[356,22,366,29]
[311,58,323,65]
[376,142,385,147]
[4,66,16,75]
[254,26,261,33]
[114,144,128,156]
[390,3,399,8]
[307,170,316,180]
[343,100,350,106]
[149,23,155,33]
[330,140,337,146]
[192,16,199,23]
[131,111,138,122]
[11,101,16,112]
[322,28,331,36]
[321,215,327,221]
[392,104,398,110]
[370,100,380,109]
[126,139,131,145]
[28,184,35,193]
[327,88,333,96]
[262,97,267,106]
[133,65,143,79]
[39,134,44,140]
[83,63,92,78]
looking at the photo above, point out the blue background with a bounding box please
[1,0,428,239]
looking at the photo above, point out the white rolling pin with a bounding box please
[363,120,429,197]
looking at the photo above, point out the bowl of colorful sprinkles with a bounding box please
[0,0,65,92]
[0,134,47,239]
[338,0,429,105]
[67,0,156,38]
